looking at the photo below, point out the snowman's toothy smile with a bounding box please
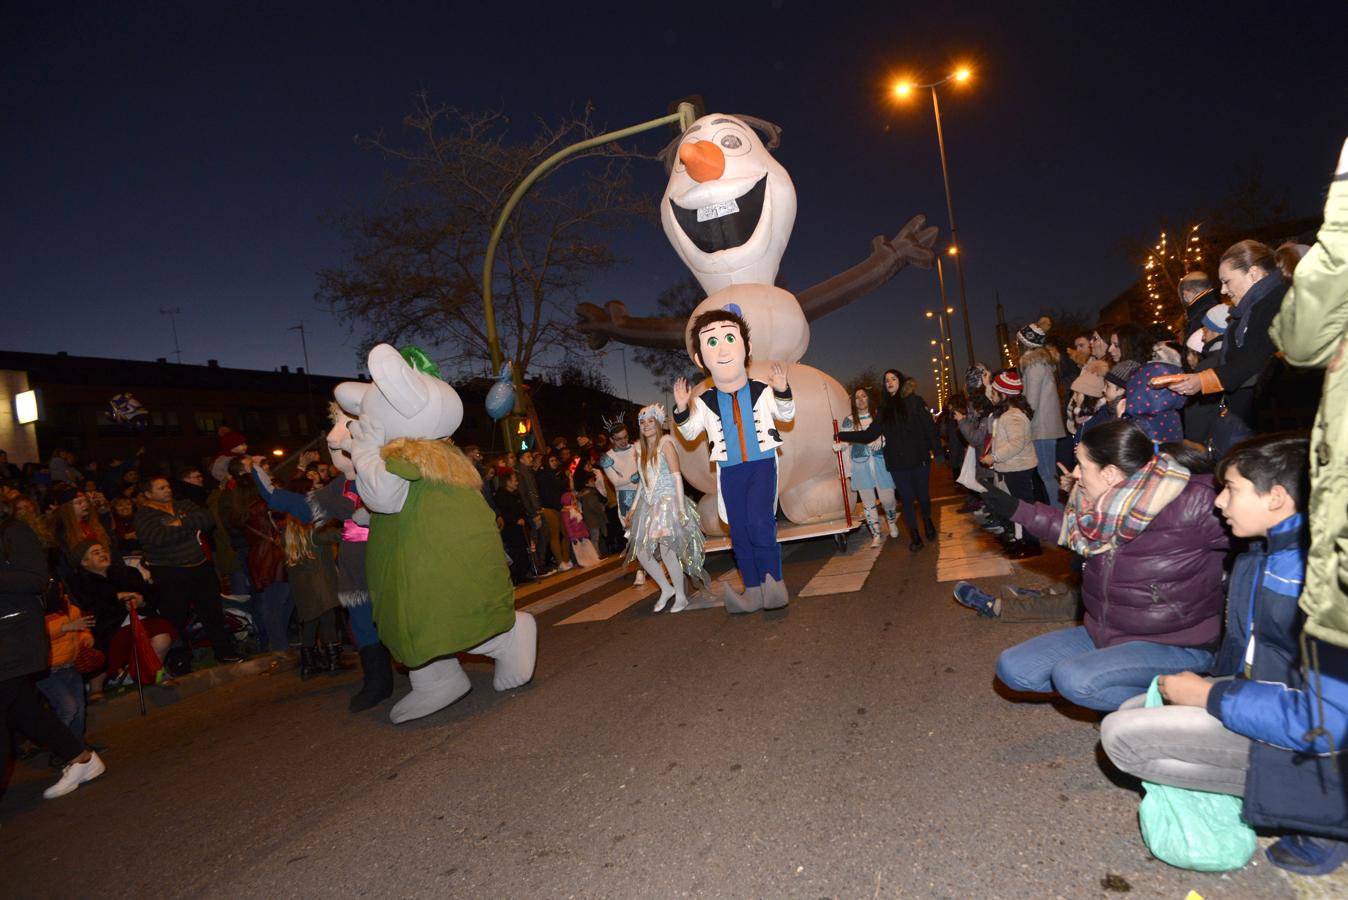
[669,176,766,254]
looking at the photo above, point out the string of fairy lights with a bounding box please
[1144,224,1204,330]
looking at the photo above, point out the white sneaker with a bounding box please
[43,752,106,800]
[558,562,573,572]
[887,519,900,539]
[870,533,882,549]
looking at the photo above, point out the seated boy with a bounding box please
[1101,433,1348,876]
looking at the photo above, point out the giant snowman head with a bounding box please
[660,113,796,295]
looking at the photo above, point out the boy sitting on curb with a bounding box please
[1101,433,1348,876]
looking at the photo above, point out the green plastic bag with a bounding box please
[1136,677,1257,871]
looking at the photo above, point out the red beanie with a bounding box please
[992,371,1024,396]
[218,429,248,453]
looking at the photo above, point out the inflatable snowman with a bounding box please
[336,344,537,724]
[578,113,937,532]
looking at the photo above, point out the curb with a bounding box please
[87,653,297,732]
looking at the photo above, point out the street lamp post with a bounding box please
[894,67,975,366]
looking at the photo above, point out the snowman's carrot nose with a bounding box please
[679,140,725,182]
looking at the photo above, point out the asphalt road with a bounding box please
[0,501,1313,898]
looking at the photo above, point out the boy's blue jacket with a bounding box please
[1207,513,1348,838]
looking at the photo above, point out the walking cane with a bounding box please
[130,605,147,717]
[823,386,854,528]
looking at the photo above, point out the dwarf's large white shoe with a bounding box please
[471,611,538,691]
[389,658,471,724]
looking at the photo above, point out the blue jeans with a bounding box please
[1033,438,1063,511]
[36,665,85,739]
[255,582,294,652]
[349,600,379,649]
[995,625,1215,712]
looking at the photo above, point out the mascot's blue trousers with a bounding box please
[720,457,781,589]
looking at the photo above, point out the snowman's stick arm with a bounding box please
[796,214,940,322]
[575,300,686,350]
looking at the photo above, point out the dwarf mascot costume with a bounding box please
[336,344,537,724]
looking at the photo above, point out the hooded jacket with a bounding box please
[1019,345,1067,441]
[1012,475,1229,648]
[1271,172,1348,651]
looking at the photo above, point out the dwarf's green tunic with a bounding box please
[366,455,515,668]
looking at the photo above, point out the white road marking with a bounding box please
[935,506,1012,582]
[798,545,882,597]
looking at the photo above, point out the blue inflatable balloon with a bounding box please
[485,362,516,420]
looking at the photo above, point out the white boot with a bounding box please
[633,569,646,586]
[638,548,674,611]
[886,510,900,539]
[389,658,471,724]
[469,611,538,691]
[864,506,882,548]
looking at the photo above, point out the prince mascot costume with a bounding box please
[673,305,793,613]
[337,344,537,724]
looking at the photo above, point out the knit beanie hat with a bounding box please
[68,538,100,569]
[992,370,1024,396]
[1186,329,1206,354]
[964,363,990,394]
[1017,316,1052,348]
[1105,360,1140,390]
[1201,304,1231,334]
[1069,367,1106,399]
[218,428,248,454]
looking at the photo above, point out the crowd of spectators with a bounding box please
[943,218,1347,875]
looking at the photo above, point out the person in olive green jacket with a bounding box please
[1270,136,1348,650]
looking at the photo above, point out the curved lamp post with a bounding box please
[480,102,699,448]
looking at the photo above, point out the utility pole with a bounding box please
[288,322,318,434]
[159,307,183,363]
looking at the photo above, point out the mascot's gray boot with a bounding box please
[762,574,790,610]
[724,582,763,615]
[389,658,471,725]
[469,611,538,691]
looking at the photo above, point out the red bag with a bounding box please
[127,610,163,685]
[74,645,106,675]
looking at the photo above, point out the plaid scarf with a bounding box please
[1060,454,1191,556]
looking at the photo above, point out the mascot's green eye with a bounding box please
[725,334,736,343]
[706,337,718,347]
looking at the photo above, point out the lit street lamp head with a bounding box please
[893,82,913,97]
[953,68,971,82]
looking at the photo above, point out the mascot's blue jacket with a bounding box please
[1208,513,1348,838]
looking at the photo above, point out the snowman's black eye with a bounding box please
[720,134,742,150]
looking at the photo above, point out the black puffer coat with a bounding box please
[0,519,51,681]
[837,386,941,472]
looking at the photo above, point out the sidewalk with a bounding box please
[85,556,639,733]
[86,652,295,731]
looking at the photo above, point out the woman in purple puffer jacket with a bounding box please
[960,420,1230,711]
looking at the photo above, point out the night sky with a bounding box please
[5,1,1345,406]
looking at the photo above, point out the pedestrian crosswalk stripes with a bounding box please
[935,506,1012,582]
[555,581,657,625]
[797,543,882,597]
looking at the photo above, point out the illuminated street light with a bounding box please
[890,63,976,366]
[947,245,958,255]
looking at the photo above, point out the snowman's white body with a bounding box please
[661,115,854,533]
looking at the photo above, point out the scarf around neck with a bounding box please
[1060,453,1191,556]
